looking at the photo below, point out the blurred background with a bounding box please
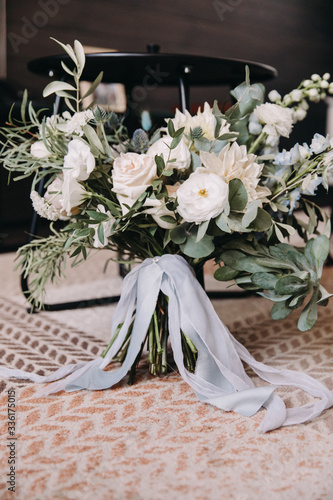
[1,0,333,251]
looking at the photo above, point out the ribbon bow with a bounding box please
[1,255,332,432]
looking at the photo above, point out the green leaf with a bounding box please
[193,137,211,152]
[196,220,209,242]
[191,151,202,171]
[170,134,183,149]
[180,230,214,258]
[155,155,165,176]
[170,224,187,244]
[61,60,75,76]
[81,71,104,99]
[297,289,319,331]
[251,272,278,290]
[74,39,85,75]
[214,266,239,281]
[159,215,177,224]
[228,178,248,211]
[20,89,28,125]
[317,284,333,305]
[83,124,104,154]
[97,223,105,245]
[275,275,309,295]
[248,208,272,232]
[271,301,293,320]
[86,210,109,222]
[242,200,260,228]
[309,235,330,278]
[43,81,77,97]
[167,119,176,137]
[215,213,231,233]
[50,38,78,65]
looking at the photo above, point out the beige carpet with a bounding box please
[0,251,333,500]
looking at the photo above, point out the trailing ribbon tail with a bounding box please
[0,254,332,433]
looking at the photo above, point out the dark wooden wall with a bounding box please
[1,0,333,250]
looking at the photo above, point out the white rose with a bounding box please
[176,172,228,224]
[31,141,51,158]
[61,172,86,216]
[254,103,293,138]
[147,136,191,171]
[64,139,95,181]
[112,152,157,202]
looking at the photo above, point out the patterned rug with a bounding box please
[0,253,333,500]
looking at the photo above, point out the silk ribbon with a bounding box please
[1,254,332,432]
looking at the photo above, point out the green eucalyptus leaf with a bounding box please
[242,200,260,228]
[275,275,309,295]
[167,119,176,137]
[248,208,272,231]
[191,151,202,171]
[196,219,210,242]
[171,134,183,149]
[180,231,214,258]
[170,224,187,244]
[215,213,231,233]
[251,272,278,290]
[214,265,240,281]
[228,178,248,211]
[83,124,104,154]
[193,137,211,152]
[297,289,319,331]
[271,301,293,320]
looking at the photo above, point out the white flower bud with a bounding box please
[329,84,333,94]
[290,89,303,102]
[268,90,281,102]
[320,80,329,89]
[323,73,331,80]
[311,73,320,81]
[302,80,312,87]
[308,88,319,101]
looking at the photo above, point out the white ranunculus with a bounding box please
[176,172,228,223]
[31,141,51,158]
[168,102,231,144]
[147,136,191,171]
[91,204,114,248]
[64,139,95,181]
[61,172,86,216]
[199,142,270,204]
[112,152,157,202]
[254,103,293,138]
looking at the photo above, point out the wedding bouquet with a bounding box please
[1,40,333,432]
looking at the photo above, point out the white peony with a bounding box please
[31,141,51,158]
[90,204,114,248]
[147,135,191,171]
[63,139,95,181]
[254,103,293,138]
[167,102,231,144]
[199,142,270,204]
[112,152,157,203]
[176,172,228,223]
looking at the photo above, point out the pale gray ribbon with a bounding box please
[1,255,332,432]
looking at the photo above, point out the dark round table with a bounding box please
[28,51,277,112]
